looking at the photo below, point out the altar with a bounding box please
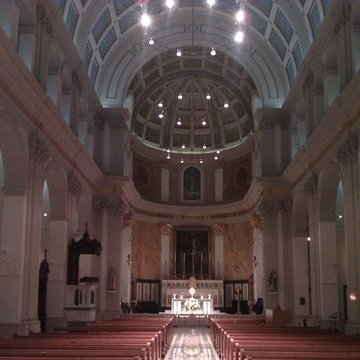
[161,279,223,314]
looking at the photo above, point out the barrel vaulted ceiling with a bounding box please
[56,0,331,152]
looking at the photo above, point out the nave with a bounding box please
[164,327,219,360]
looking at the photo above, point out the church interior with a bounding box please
[1,0,360,358]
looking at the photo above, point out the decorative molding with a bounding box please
[71,71,82,93]
[159,223,173,235]
[211,224,226,236]
[107,199,125,216]
[250,213,263,229]
[336,136,358,166]
[303,174,318,198]
[122,212,135,227]
[67,172,82,198]
[36,4,53,37]
[29,133,50,164]
[92,197,107,215]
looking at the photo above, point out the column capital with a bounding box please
[29,133,50,164]
[250,213,263,229]
[303,174,318,199]
[211,224,226,236]
[107,199,125,216]
[336,136,358,166]
[67,172,82,198]
[122,212,135,227]
[92,197,107,215]
[36,4,53,37]
[159,223,173,235]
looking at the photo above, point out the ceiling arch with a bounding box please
[56,0,331,108]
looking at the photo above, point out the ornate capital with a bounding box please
[92,197,107,215]
[212,224,226,236]
[258,199,292,216]
[334,2,351,35]
[36,5,53,37]
[71,71,82,92]
[303,174,318,198]
[94,116,105,129]
[67,172,82,198]
[29,133,50,164]
[336,136,358,166]
[250,213,263,229]
[159,223,173,235]
[122,212,135,227]
[107,199,125,216]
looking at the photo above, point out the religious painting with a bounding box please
[175,229,209,278]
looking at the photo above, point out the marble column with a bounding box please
[211,224,226,280]
[159,223,172,279]
[119,212,135,305]
[250,213,264,302]
[336,137,360,333]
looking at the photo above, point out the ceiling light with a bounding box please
[216,150,220,154]
[176,49,182,57]
[43,213,48,217]
[235,10,245,23]
[200,158,203,164]
[181,158,184,163]
[338,214,343,219]
[234,30,244,43]
[214,156,218,160]
[207,0,215,7]
[148,37,154,45]
[203,144,207,149]
[177,93,183,100]
[206,93,211,100]
[159,112,164,118]
[224,102,229,108]
[210,48,216,56]
[158,101,163,108]
[181,144,186,149]
[177,118,182,126]
[201,118,207,126]
[165,0,175,9]
[167,154,170,159]
[307,236,311,242]
[166,149,171,153]
[140,13,151,27]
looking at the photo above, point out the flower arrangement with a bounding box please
[184,297,201,312]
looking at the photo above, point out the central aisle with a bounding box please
[165,327,220,360]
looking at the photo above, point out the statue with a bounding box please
[269,270,278,292]
[108,265,116,291]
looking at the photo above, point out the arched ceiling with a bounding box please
[56,0,331,153]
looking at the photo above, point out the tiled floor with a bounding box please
[165,327,220,360]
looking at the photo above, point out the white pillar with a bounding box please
[0,193,31,338]
[46,219,68,329]
[119,213,134,304]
